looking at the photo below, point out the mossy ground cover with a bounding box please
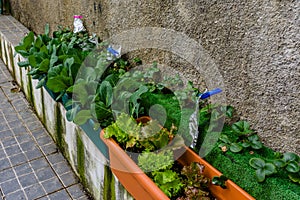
[140,92,194,141]
[141,92,300,200]
[205,145,300,200]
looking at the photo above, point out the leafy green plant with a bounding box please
[178,162,211,200]
[231,121,253,135]
[249,158,277,182]
[138,150,174,172]
[15,25,97,100]
[212,175,228,189]
[138,150,183,198]
[104,113,173,151]
[217,119,263,153]
[268,152,300,184]
[153,169,183,198]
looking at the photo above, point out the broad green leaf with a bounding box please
[17,60,30,67]
[71,81,89,106]
[34,36,43,49]
[283,152,300,163]
[272,159,286,168]
[46,76,70,93]
[249,158,265,169]
[255,168,266,182]
[288,173,300,184]
[66,104,79,121]
[98,81,113,106]
[219,134,231,144]
[27,68,39,76]
[230,143,243,153]
[23,31,35,49]
[232,121,253,135]
[49,45,58,68]
[226,106,234,118]
[286,161,300,173]
[73,110,92,125]
[241,141,251,148]
[28,55,37,67]
[251,140,263,150]
[15,45,28,56]
[93,101,112,121]
[248,135,263,149]
[264,163,277,175]
[36,76,46,89]
[38,59,50,72]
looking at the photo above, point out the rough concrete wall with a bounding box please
[8,0,300,154]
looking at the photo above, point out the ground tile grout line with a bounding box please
[0,84,78,199]
[0,86,63,199]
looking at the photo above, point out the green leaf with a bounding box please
[36,76,46,89]
[34,36,43,49]
[38,59,50,72]
[71,81,89,106]
[248,135,263,149]
[288,173,300,184]
[17,60,30,67]
[264,163,277,175]
[28,55,37,68]
[272,159,286,168]
[241,141,251,148]
[226,106,234,118]
[219,134,231,144]
[232,121,253,135]
[23,31,35,49]
[229,143,243,153]
[286,161,300,173]
[49,45,58,68]
[249,158,265,169]
[73,110,92,125]
[93,101,112,121]
[46,76,70,93]
[255,168,266,182]
[282,152,300,163]
[212,175,228,189]
[98,81,113,106]
[66,105,79,121]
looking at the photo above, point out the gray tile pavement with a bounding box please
[0,60,91,199]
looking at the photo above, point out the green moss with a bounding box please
[76,132,87,187]
[140,92,193,140]
[27,74,34,105]
[103,166,115,200]
[55,104,63,148]
[204,145,300,200]
[41,89,46,125]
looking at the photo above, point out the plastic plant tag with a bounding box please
[73,15,86,33]
[107,44,121,61]
[199,88,222,100]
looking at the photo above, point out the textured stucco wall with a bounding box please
[8,0,300,154]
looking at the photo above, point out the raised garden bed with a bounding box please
[1,16,299,200]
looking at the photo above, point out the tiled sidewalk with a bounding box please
[0,61,91,199]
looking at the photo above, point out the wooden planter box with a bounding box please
[100,117,255,200]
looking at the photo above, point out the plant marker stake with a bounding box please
[190,88,223,148]
[199,88,222,100]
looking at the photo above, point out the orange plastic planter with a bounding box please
[100,117,255,200]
